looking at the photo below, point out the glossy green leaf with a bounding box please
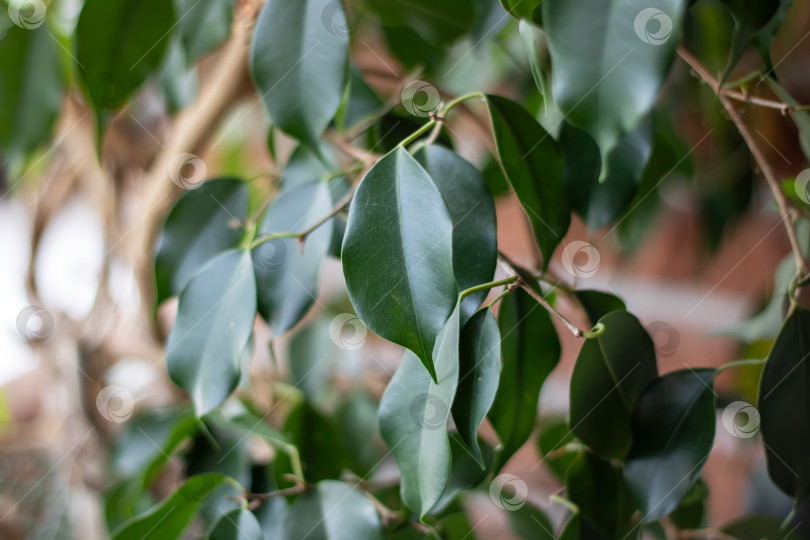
[489,287,561,469]
[451,309,500,466]
[569,310,658,459]
[378,304,461,518]
[250,0,349,149]
[281,481,385,540]
[759,307,810,500]
[155,179,248,305]
[624,369,716,522]
[76,0,175,123]
[415,144,498,321]
[721,516,802,540]
[536,417,576,481]
[719,0,781,79]
[507,503,555,540]
[573,290,627,326]
[176,0,235,64]
[363,0,475,45]
[560,117,653,231]
[111,473,228,540]
[167,249,256,416]
[207,508,262,540]
[486,94,569,269]
[343,147,457,378]
[253,180,333,335]
[0,22,63,163]
[543,0,682,165]
[566,452,636,538]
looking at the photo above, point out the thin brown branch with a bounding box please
[724,90,792,115]
[677,46,809,276]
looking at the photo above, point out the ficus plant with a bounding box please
[4,0,810,538]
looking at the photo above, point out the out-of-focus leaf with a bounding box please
[207,508,263,540]
[721,516,802,540]
[566,452,635,538]
[768,78,810,163]
[176,0,235,64]
[363,0,475,45]
[573,290,627,326]
[536,417,576,481]
[719,0,780,80]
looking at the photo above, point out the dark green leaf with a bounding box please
[158,38,198,114]
[669,478,709,530]
[566,452,635,538]
[343,147,457,378]
[507,503,555,540]
[543,0,682,164]
[431,433,494,514]
[486,94,569,269]
[767,79,810,163]
[250,0,349,149]
[573,290,627,326]
[339,67,384,133]
[415,144,498,321]
[719,0,781,79]
[176,0,235,64]
[569,310,658,459]
[536,417,576,481]
[0,22,63,163]
[489,287,561,469]
[282,401,344,483]
[624,369,716,522]
[282,481,385,540]
[335,391,383,478]
[111,473,228,540]
[167,249,256,416]
[752,0,792,75]
[759,307,810,500]
[560,117,653,231]
[282,145,335,189]
[287,317,337,405]
[207,508,262,540]
[451,308,500,466]
[721,516,802,540]
[76,0,175,123]
[499,0,542,21]
[362,0,475,45]
[155,179,248,305]
[253,180,333,335]
[378,304,461,518]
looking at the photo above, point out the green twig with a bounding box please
[460,276,519,300]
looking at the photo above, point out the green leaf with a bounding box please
[519,20,549,96]
[253,181,333,335]
[176,0,235,64]
[489,287,561,469]
[158,37,198,114]
[205,401,290,448]
[536,417,576,481]
[719,0,781,80]
[281,481,385,540]
[207,508,263,540]
[334,391,384,478]
[155,179,248,306]
[0,22,63,163]
[339,67,384,133]
[507,503,555,540]
[415,144,498,321]
[499,0,542,21]
[431,433,494,514]
[451,309,500,466]
[378,304,461,518]
[721,516,802,540]
[76,0,175,125]
[624,369,717,522]
[282,401,344,482]
[342,147,457,378]
[759,307,810,500]
[250,0,349,149]
[363,0,475,45]
[111,473,228,540]
[669,478,709,530]
[752,0,792,75]
[767,78,810,163]
[167,249,256,416]
[486,94,569,269]
[569,310,658,459]
[573,290,626,326]
[560,116,653,231]
[566,452,636,538]
[543,0,682,165]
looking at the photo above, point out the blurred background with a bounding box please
[2,0,810,537]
